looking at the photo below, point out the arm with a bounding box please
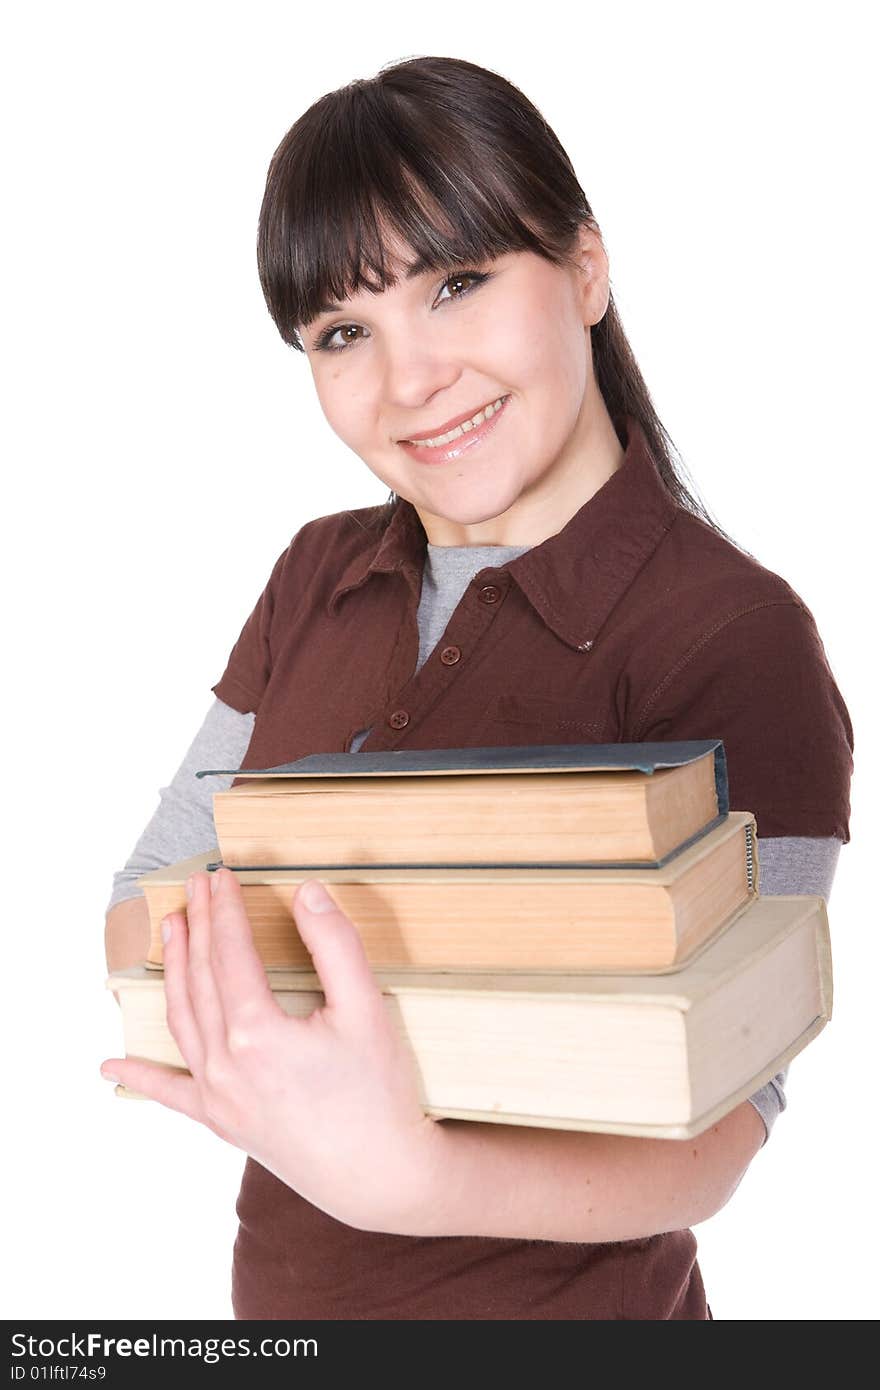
[104,696,254,970]
[408,835,843,1243]
[105,696,254,915]
[102,805,840,1241]
[525,595,852,1244]
[744,834,842,1143]
[105,894,151,974]
[408,1098,766,1243]
[103,605,850,1241]
[103,865,768,1241]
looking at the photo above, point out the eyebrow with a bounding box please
[313,256,440,317]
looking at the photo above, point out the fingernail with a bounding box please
[186,875,194,901]
[301,879,336,913]
[161,915,173,944]
[101,1067,120,1083]
[210,869,220,896]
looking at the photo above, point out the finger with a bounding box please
[101,1056,204,1123]
[183,870,230,1058]
[293,879,383,1028]
[160,910,206,1075]
[207,870,285,1048]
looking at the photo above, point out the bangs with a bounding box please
[257,81,571,349]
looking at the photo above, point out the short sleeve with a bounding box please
[211,540,294,715]
[633,599,854,840]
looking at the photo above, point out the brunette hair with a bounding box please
[257,55,737,543]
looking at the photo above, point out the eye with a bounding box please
[314,322,365,352]
[312,268,491,353]
[435,270,487,304]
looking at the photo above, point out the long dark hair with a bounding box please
[256,55,738,545]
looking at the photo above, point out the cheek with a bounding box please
[487,296,583,398]
[502,311,586,433]
[477,306,541,387]
[528,324,590,445]
[315,378,373,447]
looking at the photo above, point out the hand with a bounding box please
[101,868,447,1234]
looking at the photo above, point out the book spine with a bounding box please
[713,742,730,816]
[744,820,756,893]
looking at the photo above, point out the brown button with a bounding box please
[478,584,501,604]
[388,709,410,730]
[440,645,461,665]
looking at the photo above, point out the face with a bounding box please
[300,226,621,545]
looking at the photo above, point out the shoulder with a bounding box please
[655,507,805,613]
[300,502,394,543]
[628,513,853,840]
[254,504,395,614]
[622,507,830,695]
[631,510,847,724]
[273,504,392,578]
[210,504,394,715]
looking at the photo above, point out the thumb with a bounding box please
[294,879,382,1025]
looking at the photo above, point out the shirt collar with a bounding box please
[327,489,428,615]
[328,415,680,650]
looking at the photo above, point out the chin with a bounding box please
[423,491,522,530]
[417,500,511,530]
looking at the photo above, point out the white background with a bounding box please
[3,0,876,1321]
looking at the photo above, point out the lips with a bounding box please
[397,393,511,464]
[400,395,509,443]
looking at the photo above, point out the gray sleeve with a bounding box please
[104,698,255,915]
[745,835,842,1145]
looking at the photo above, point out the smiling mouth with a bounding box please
[400,395,511,448]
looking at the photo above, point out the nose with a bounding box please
[379,334,463,420]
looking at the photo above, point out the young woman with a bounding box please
[102,55,853,1320]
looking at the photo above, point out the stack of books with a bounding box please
[106,740,831,1138]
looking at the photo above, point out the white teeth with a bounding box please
[409,396,508,447]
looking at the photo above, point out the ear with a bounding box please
[570,222,611,328]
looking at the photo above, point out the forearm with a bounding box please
[396,836,842,1243]
[105,895,151,974]
[400,1097,766,1243]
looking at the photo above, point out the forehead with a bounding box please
[313,222,441,316]
[314,255,434,316]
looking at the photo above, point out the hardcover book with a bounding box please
[108,894,831,1140]
[137,811,757,973]
[199,740,728,870]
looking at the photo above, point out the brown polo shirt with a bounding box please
[212,416,853,1319]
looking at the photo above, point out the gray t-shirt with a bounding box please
[106,541,843,1143]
